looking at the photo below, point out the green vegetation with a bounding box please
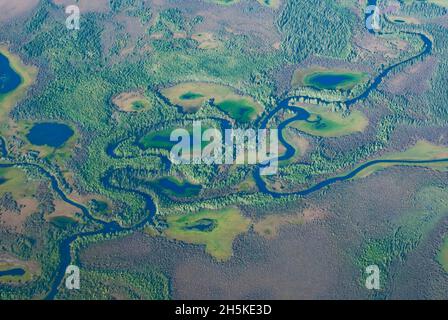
[356,186,448,296]
[161,82,263,121]
[289,105,368,137]
[112,91,152,112]
[279,128,309,164]
[278,0,355,62]
[257,0,281,9]
[163,207,251,261]
[215,99,259,123]
[401,0,448,13]
[208,0,240,6]
[0,46,37,133]
[138,124,214,151]
[17,121,78,163]
[0,0,447,300]
[0,167,36,200]
[0,263,34,284]
[180,91,205,100]
[208,0,281,8]
[354,140,448,179]
[428,0,448,8]
[152,176,202,198]
[438,236,448,273]
[90,200,110,215]
[50,216,77,229]
[56,269,169,300]
[131,101,148,111]
[139,128,177,150]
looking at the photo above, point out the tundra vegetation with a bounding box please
[0,0,448,299]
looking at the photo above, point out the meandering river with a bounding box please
[0,24,442,299]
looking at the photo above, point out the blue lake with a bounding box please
[0,268,26,277]
[155,177,202,198]
[305,73,361,90]
[0,52,21,95]
[26,123,74,148]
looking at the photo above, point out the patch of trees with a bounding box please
[277,0,357,62]
[399,0,447,18]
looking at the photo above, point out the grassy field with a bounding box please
[0,254,40,285]
[163,207,251,261]
[215,99,259,123]
[139,128,178,151]
[402,0,448,8]
[161,82,263,122]
[0,167,36,197]
[0,46,37,134]
[191,33,221,50]
[139,124,214,152]
[438,236,448,273]
[292,67,368,90]
[0,262,33,284]
[289,104,369,137]
[388,16,421,25]
[8,120,78,163]
[354,140,448,179]
[429,0,448,7]
[0,166,81,232]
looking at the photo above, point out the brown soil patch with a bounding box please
[52,0,110,13]
[385,56,438,95]
[48,199,81,219]
[0,198,39,233]
[254,206,328,239]
[191,32,221,49]
[0,0,39,23]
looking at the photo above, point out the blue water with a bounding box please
[26,123,74,148]
[307,74,357,90]
[156,178,202,197]
[345,33,432,106]
[45,30,434,301]
[366,0,378,33]
[0,53,21,94]
[0,268,26,277]
[0,26,434,300]
[184,219,216,232]
[255,158,448,198]
[0,136,7,157]
[261,32,433,164]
